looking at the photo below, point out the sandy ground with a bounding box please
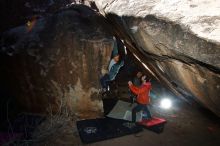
[86,97,220,146]
[32,87,220,146]
[30,68,220,146]
[88,105,220,146]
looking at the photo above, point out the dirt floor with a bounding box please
[30,80,220,146]
[86,101,220,146]
[19,63,220,146]
[31,100,220,146]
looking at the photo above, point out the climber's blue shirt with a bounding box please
[108,60,124,81]
[108,59,116,72]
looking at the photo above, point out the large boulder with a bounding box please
[0,0,76,32]
[0,5,113,118]
[94,0,220,116]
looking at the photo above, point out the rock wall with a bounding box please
[95,0,220,116]
[0,0,77,32]
[0,5,113,118]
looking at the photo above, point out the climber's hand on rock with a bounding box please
[128,81,133,86]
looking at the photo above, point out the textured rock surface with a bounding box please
[0,0,75,32]
[96,0,220,43]
[0,5,113,118]
[95,0,220,116]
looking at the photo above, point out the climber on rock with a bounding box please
[100,36,124,94]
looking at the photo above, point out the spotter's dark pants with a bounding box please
[132,104,151,122]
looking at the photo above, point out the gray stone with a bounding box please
[0,5,113,118]
[94,0,220,116]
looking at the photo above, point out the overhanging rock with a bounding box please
[95,0,220,116]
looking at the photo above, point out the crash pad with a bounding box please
[138,117,166,133]
[76,117,142,143]
[138,117,166,127]
[107,100,142,122]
